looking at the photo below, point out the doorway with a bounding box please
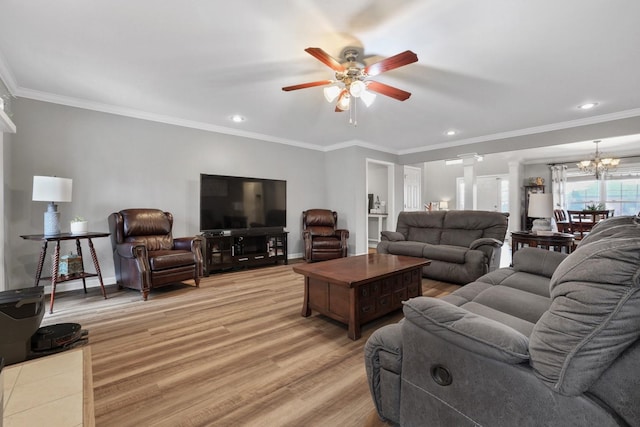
[456,175,509,211]
[403,166,422,211]
[366,159,394,249]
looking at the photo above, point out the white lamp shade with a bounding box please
[528,193,552,218]
[32,176,73,203]
[439,201,449,210]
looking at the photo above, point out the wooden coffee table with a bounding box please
[293,253,430,340]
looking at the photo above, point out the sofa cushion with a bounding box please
[148,250,195,270]
[421,244,467,264]
[440,228,483,246]
[529,229,640,396]
[307,226,336,237]
[442,210,509,243]
[382,241,428,258]
[406,227,441,245]
[310,236,342,249]
[472,286,551,326]
[126,235,173,251]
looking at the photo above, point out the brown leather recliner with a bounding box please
[302,209,349,262]
[108,209,203,300]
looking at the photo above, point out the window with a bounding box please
[605,179,640,216]
[566,175,640,215]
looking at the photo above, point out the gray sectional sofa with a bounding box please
[377,210,509,284]
[365,215,640,427]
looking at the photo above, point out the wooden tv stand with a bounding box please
[201,230,288,275]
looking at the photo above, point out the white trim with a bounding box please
[0,108,16,133]
[6,79,640,156]
[0,50,19,95]
[399,108,640,155]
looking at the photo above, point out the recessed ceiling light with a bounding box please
[230,114,246,123]
[578,102,598,110]
[446,130,457,136]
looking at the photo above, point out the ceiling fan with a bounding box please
[282,47,418,115]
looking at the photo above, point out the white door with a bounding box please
[404,166,421,211]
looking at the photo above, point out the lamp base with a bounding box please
[531,218,552,232]
[43,203,60,236]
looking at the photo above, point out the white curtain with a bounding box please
[550,165,568,209]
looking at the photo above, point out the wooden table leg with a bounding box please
[34,241,48,287]
[347,287,361,340]
[301,277,311,317]
[87,238,107,299]
[76,238,88,293]
[50,241,61,314]
[511,240,518,258]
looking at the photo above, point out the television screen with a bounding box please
[200,174,286,232]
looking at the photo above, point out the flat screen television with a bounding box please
[200,174,286,233]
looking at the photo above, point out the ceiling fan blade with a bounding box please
[366,81,412,101]
[305,47,346,72]
[364,50,418,76]
[282,80,333,91]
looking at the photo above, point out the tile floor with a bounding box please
[3,349,84,427]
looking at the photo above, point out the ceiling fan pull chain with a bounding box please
[351,97,357,126]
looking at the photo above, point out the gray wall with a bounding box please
[9,98,391,291]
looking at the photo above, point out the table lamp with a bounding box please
[528,193,553,232]
[32,176,73,235]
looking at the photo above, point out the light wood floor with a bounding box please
[42,260,459,427]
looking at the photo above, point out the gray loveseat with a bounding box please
[365,215,640,426]
[377,210,509,284]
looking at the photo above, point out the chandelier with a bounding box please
[576,140,620,179]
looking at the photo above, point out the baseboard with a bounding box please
[42,275,116,294]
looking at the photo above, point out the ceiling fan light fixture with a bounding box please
[323,85,341,103]
[349,80,366,98]
[360,90,376,107]
[336,91,350,111]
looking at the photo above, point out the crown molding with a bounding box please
[10,83,640,158]
[15,87,329,151]
[0,49,18,95]
[399,108,640,155]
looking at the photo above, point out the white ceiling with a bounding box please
[1,1,640,161]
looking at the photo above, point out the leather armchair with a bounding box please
[108,209,203,300]
[302,209,349,262]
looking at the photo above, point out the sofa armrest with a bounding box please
[334,229,349,239]
[469,237,503,250]
[173,236,200,252]
[174,237,204,276]
[115,242,147,259]
[364,322,404,424]
[403,297,530,364]
[380,231,406,242]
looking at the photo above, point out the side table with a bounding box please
[510,231,575,258]
[20,232,110,313]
